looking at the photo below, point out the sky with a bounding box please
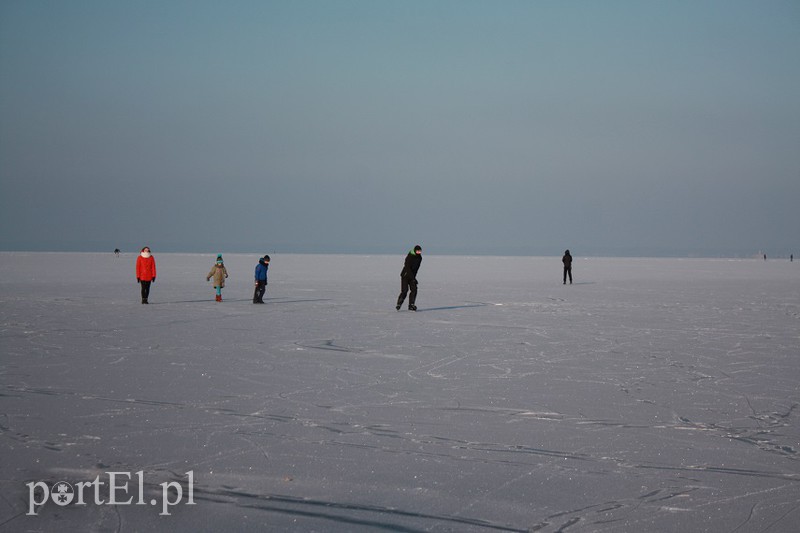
[1,0,798,257]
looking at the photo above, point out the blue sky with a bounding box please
[1,0,798,256]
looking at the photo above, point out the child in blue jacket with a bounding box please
[253,255,270,304]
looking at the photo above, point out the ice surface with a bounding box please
[1,252,798,531]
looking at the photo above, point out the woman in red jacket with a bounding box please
[136,246,157,304]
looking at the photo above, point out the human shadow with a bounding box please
[415,303,488,313]
[149,297,332,305]
[149,299,214,305]
[267,298,333,305]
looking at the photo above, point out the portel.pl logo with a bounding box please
[26,471,195,516]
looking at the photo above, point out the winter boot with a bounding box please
[409,304,417,311]
[216,294,222,302]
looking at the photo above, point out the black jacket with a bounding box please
[401,251,422,280]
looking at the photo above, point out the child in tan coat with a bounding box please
[206,254,229,302]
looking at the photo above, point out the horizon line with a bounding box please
[0,249,791,260]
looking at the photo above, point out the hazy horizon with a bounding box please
[0,247,789,260]
[2,1,798,258]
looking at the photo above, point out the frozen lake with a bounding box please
[1,252,798,532]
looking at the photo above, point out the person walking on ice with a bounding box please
[396,245,422,311]
[136,246,156,304]
[562,249,573,285]
[253,255,269,304]
[206,254,229,302]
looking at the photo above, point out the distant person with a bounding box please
[206,254,229,302]
[562,250,573,285]
[253,255,269,304]
[791,254,793,262]
[764,254,767,261]
[135,246,156,304]
[114,248,120,257]
[396,245,422,311]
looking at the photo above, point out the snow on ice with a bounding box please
[1,252,798,531]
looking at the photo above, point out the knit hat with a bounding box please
[216,254,223,264]
[263,255,270,262]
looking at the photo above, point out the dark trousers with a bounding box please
[253,280,267,303]
[563,266,572,284]
[397,277,418,307]
[140,280,152,301]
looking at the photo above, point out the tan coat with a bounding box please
[207,264,228,287]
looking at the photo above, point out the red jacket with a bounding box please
[136,254,157,281]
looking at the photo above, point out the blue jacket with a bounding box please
[254,260,269,282]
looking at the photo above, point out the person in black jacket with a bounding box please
[396,245,422,311]
[562,249,573,285]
